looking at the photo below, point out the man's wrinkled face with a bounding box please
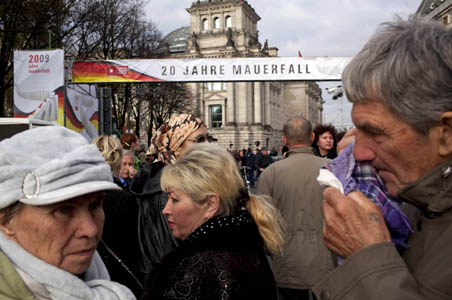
[352,100,444,197]
[119,155,134,179]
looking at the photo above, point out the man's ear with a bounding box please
[311,132,315,144]
[438,112,452,157]
[204,194,220,220]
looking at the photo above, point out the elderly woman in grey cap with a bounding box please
[0,126,135,300]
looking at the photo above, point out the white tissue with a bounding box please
[317,168,344,194]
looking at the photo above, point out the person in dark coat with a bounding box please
[255,147,274,179]
[130,114,211,294]
[244,148,256,188]
[143,143,284,300]
[100,183,143,295]
[240,148,247,167]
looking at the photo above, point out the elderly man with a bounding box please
[118,150,135,188]
[313,17,452,299]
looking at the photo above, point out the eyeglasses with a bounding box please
[186,135,212,143]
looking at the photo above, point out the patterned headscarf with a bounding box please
[146,114,206,164]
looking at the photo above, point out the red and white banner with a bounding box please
[14,50,65,121]
[71,56,352,83]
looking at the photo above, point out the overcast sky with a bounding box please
[144,0,422,128]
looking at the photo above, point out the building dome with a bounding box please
[160,26,190,53]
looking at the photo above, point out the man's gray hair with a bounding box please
[283,116,312,145]
[343,16,452,135]
[122,149,133,158]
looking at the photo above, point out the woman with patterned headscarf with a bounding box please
[146,114,210,164]
[113,114,210,296]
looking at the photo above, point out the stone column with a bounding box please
[254,82,262,124]
[237,82,248,124]
[265,83,271,126]
[226,82,235,125]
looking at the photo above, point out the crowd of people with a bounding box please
[0,16,451,300]
[230,125,345,191]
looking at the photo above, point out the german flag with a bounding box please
[72,61,162,83]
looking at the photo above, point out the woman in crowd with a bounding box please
[120,133,140,153]
[312,124,338,159]
[0,127,134,300]
[92,135,123,181]
[143,143,284,300]
[128,113,211,293]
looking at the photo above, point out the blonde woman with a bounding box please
[92,135,123,179]
[143,143,284,300]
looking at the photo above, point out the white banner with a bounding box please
[66,84,99,141]
[72,56,352,83]
[14,50,64,120]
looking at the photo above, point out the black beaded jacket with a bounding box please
[143,209,278,300]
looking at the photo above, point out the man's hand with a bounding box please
[129,166,137,179]
[322,187,391,258]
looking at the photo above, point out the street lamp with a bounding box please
[326,85,344,129]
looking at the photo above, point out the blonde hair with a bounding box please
[92,135,123,175]
[161,143,284,254]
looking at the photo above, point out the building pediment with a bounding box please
[204,91,227,100]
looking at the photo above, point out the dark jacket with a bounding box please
[312,146,337,159]
[143,210,278,300]
[313,159,452,300]
[255,152,273,176]
[245,152,256,170]
[99,178,143,296]
[99,163,178,298]
[129,162,178,279]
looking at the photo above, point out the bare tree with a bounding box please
[136,83,194,145]
[0,0,79,116]
[121,20,162,58]
[64,0,149,60]
[62,0,165,133]
[2,0,194,138]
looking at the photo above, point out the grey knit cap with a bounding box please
[0,126,120,209]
